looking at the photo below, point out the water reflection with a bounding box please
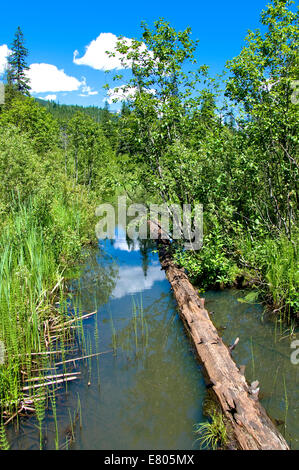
[112,264,165,299]
[8,226,298,450]
[71,248,118,310]
[8,225,206,450]
[66,228,206,450]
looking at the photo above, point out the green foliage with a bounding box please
[264,237,298,314]
[225,0,299,236]
[35,98,119,150]
[67,111,112,188]
[0,97,60,152]
[0,421,10,450]
[0,125,42,214]
[0,0,298,433]
[174,224,240,289]
[237,291,260,304]
[226,0,298,113]
[238,233,299,316]
[0,95,106,422]
[112,3,298,317]
[111,18,210,202]
[6,26,30,95]
[194,412,228,450]
[0,193,94,412]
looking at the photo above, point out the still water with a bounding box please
[204,289,299,449]
[8,227,298,449]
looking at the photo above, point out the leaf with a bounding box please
[237,291,259,304]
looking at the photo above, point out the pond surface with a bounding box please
[204,289,299,450]
[8,227,298,450]
[8,228,207,450]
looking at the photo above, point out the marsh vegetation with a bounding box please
[0,0,298,450]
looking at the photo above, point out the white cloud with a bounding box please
[38,94,57,101]
[105,85,155,105]
[84,90,98,95]
[73,32,135,71]
[0,48,98,97]
[105,85,138,104]
[79,76,99,97]
[27,63,82,93]
[112,264,165,299]
[78,92,98,97]
[0,44,10,75]
[113,238,139,252]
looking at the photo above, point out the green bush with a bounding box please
[174,224,240,289]
[0,125,43,214]
[0,97,59,153]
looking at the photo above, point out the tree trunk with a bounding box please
[149,219,289,450]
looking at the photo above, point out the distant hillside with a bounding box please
[35,98,118,124]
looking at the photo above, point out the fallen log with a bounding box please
[149,220,289,450]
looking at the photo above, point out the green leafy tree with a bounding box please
[67,112,111,187]
[100,100,118,149]
[110,19,209,204]
[7,26,31,95]
[0,97,59,153]
[0,125,43,213]
[225,0,299,236]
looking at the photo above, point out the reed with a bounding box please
[0,419,9,450]
[132,298,138,353]
[250,336,255,378]
[130,295,148,355]
[109,310,117,354]
[283,375,289,435]
[239,233,298,320]
[0,197,92,431]
[77,393,82,429]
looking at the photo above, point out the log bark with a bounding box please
[149,220,289,450]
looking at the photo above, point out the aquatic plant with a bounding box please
[194,411,228,450]
[131,295,149,354]
[0,420,10,450]
[109,310,117,354]
[0,197,93,427]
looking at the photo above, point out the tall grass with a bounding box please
[264,237,298,320]
[239,233,298,320]
[0,196,90,427]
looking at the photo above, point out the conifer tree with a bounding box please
[7,27,30,95]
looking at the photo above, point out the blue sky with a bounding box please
[0,0,270,109]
